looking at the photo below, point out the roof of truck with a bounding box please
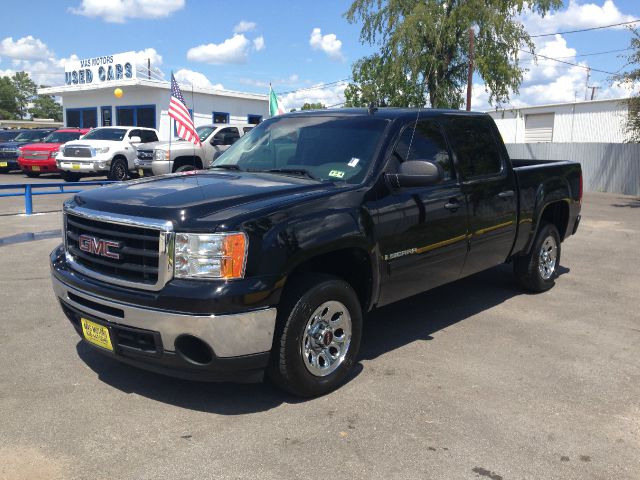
[287,108,489,120]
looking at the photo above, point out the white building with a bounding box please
[38,51,269,140]
[486,98,629,143]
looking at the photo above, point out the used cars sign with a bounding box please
[64,51,136,86]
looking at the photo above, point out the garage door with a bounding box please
[525,113,554,143]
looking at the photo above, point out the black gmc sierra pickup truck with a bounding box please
[51,109,582,397]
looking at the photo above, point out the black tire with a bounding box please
[108,157,129,181]
[268,273,362,397]
[174,164,196,173]
[61,171,81,182]
[514,222,562,292]
[25,171,40,178]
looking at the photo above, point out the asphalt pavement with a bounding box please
[0,192,638,480]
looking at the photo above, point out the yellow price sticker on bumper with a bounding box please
[0,162,7,167]
[80,318,113,351]
[72,164,81,170]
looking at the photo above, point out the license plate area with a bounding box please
[81,317,113,351]
[32,166,40,171]
[72,163,81,170]
[0,162,7,167]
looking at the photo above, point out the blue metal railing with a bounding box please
[0,181,117,215]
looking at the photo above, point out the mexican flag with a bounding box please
[269,85,286,116]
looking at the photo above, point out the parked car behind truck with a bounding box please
[18,128,90,177]
[150,123,252,175]
[0,128,56,173]
[55,126,160,181]
[51,109,582,397]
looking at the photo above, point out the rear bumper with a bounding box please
[52,259,277,383]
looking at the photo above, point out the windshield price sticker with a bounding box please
[348,158,360,167]
[329,170,345,179]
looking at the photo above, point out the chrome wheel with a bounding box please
[538,236,558,280]
[301,300,352,377]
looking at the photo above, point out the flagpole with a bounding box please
[168,71,172,160]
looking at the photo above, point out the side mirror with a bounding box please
[130,136,142,143]
[389,160,442,188]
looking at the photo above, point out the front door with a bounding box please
[377,119,469,306]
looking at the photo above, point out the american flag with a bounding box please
[168,73,201,146]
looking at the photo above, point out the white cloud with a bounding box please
[234,20,257,33]
[174,68,223,90]
[187,34,252,65]
[521,0,636,35]
[71,0,185,23]
[0,36,53,60]
[309,28,344,62]
[253,36,265,52]
[281,82,347,110]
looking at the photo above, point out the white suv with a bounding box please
[56,126,161,181]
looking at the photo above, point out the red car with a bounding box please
[18,128,90,177]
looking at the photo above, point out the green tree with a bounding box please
[301,102,327,110]
[29,93,63,121]
[11,71,37,119]
[344,0,562,109]
[0,77,19,119]
[613,28,640,142]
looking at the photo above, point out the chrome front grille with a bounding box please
[63,146,92,158]
[63,206,174,291]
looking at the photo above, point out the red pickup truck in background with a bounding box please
[18,128,90,178]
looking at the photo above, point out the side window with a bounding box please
[243,127,253,134]
[141,130,158,143]
[443,116,502,178]
[213,127,240,145]
[392,120,454,181]
[128,129,141,139]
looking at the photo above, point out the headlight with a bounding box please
[95,147,109,154]
[154,149,170,161]
[174,232,247,279]
[51,150,59,158]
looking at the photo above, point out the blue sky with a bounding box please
[0,0,639,110]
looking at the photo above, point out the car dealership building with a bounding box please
[38,51,269,140]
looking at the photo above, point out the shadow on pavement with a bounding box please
[77,262,570,414]
[611,197,640,208]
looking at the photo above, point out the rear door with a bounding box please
[377,118,469,306]
[442,115,517,277]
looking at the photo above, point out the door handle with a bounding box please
[444,198,460,211]
[497,190,515,199]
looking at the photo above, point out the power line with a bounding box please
[518,49,615,75]
[520,47,632,60]
[530,19,640,38]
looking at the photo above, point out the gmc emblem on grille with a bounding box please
[78,234,121,259]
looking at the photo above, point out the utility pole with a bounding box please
[584,67,591,101]
[590,86,600,100]
[147,58,151,80]
[466,27,475,111]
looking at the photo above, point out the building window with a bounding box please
[116,105,156,128]
[247,114,262,125]
[212,111,229,124]
[66,108,98,128]
[101,106,112,126]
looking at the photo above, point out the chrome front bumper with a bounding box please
[51,274,277,358]
[151,160,173,175]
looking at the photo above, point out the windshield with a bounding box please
[82,128,127,141]
[13,131,49,142]
[211,115,389,184]
[196,126,216,142]
[0,131,19,142]
[43,131,84,143]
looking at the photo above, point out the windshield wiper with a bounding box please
[210,164,243,171]
[254,168,321,181]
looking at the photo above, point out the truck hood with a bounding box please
[153,140,198,152]
[20,142,63,153]
[0,141,27,149]
[71,170,331,229]
[63,139,119,148]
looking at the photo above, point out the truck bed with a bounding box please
[509,158,582,258]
